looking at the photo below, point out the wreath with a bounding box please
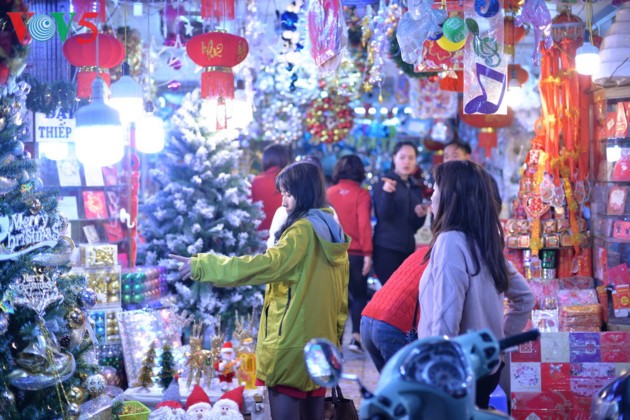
[305,93,353,145]
[260,98,303,144]
[389,33,440,80]
[20,75,76,115]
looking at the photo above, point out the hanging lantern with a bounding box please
[186,31,248,100]
[551,8,584,46]
[460,104,514,157]
[201,0,234,20]
[62,34,125,99]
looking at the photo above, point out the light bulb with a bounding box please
[576,41,600,76]
[607,144,621,162]
[506,78,523,109]
[136,113,165,154]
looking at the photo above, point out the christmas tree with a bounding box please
[134,342,157,389]
[0,2,99,417]
[139,89,266,334]
[158,344,176,389]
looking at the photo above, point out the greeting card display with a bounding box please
[83,190,108,219]
[608,186,628,215]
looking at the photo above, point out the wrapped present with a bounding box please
[558,277,594,290]
[81,244,118,268]
[557,289,598,307]
[560,305,602,333]
[541,362,570,391]
[529,279,558,310]
[532,310,559,333]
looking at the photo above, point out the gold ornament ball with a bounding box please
[29,198,42,214]
[67,386,88,404]
[107,280,120,294]
[66,308,85,329]
[67,402,81,419]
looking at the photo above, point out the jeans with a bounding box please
[360,316,408,372]
[348,255,369,334]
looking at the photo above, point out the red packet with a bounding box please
[82,190,108,219]
[616,101,628,138]
[607,263,630,286]
[613,220,630,240]
[607,111,617,138]
[612,284,630,317]
[511,338,542,362]
[607,186,628,215]
[541,363,570,391]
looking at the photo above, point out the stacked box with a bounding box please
[73,244,121,308]
[511,332,630,419]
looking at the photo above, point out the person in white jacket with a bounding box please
[418,160,535,410]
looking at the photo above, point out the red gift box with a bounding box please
[601,332,630,362]
[607,263,630,287]
[511,337,542,362]
[512,409,569,420]
[511,391,573,411]
[541,363,571,391]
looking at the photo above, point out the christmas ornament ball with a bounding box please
[101,366,120,386]
[29,198,42,214]
[60,335,71,348]
[85,374,107,397]
[79,288,97,308]
[67,386,88,404]
[66,402,81,419]
[442,16,468,44]
[66,308,85,329]
[0,313,8,334]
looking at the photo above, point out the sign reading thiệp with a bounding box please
[35,111,75,143]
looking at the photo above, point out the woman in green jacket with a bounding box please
[171,161,349,420]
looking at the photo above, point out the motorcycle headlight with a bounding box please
[591,371,630,420]
[399,339,473,399]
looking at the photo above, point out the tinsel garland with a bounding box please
[20,75,76,116]
[389,33,439,80]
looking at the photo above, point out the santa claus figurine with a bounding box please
[185,384,212,420]
[214,342,241,391]
[149,378,186,420]
[206,386,245,420]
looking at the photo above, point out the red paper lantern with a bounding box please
[186,32,248,99]
[460,104,514,157]
[62,34,125,98]
[201,0,235,20]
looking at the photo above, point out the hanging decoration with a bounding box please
[21,76,76,116]
[463,0,507,130]
[307,0,345,75]
[109,26,145,80]
[395,0,446,65]
[363,0,402,93]
[0,0,31,86]
[185,32,248,100]
[389,36,440,79]
[201,0,235,20]
[514,0,553,66]
[62,34,125,99]
[305,92,354,145]
[410,78,457,120]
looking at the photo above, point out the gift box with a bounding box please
[72,266,121,307]
[541,362,570,391]
[569,332,601,363]
[613,284,630,317]
[91,308,122,344]
[560,305,602,333]
[121,267,168,310]
[541,332,570,363]
[557,289,598,307]
[511,338,542,362]
[529,279,559,310]
[607,263,630,287]
[80,244,118,268]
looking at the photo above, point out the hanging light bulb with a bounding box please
[576,31,600,76]
[506,78,523,109]
[74,78,125,167]
[110,62,144,125]
[136,102,165,154]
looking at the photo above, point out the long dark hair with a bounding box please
[332,154,365,184]
[423,160,508,293]
[274,161,327,242]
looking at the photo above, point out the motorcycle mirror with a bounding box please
[304,338,344,387]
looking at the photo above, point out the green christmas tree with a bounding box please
[0,2,99,418]
[138,89,266,335]
[158,344,176,389]
[134,342,157,389]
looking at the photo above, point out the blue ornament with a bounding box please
[12,141,24,157]
[32,177,43,190]
[79,288,97,308]
[0,313,9,335]
[280,11,298,31]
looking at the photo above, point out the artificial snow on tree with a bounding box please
[158,344,176,389]
[139,89,265,335]
[134,342,157,389]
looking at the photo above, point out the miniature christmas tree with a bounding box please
[138,89,266,334]
[134,343,157,388]
[158,344,177,389]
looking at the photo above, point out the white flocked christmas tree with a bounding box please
[139,89,265,334]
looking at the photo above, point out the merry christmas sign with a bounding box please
[0,212,63,260]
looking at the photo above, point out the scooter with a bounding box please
[304,328,540,420]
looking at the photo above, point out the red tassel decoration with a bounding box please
[478,128,497,158]
[201,0,235,20]
[201,68,235,99]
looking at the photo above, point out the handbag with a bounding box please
[405,300,419,344]
[324,385,359,420]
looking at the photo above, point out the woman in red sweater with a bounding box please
[361,246,429,372]
[327,155,372,353]
[251,144,290,237]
